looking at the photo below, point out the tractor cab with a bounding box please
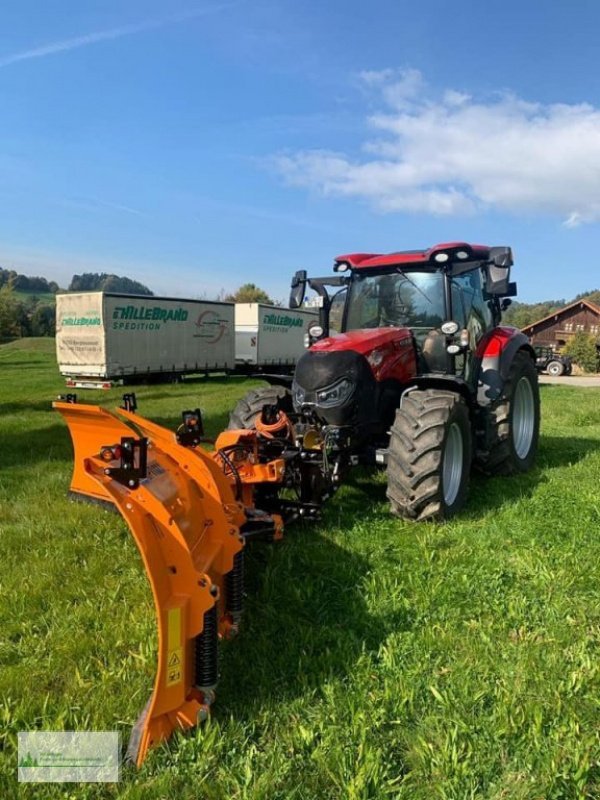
[290,242,516,379]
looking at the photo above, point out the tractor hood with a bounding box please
[309,327,413,356]
[293,327,416,427]
[308,327,417,385]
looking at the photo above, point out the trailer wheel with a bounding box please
[386,390,472,521]
[228,386,293,430]
[546,360,564,377]
[476,350,540,475]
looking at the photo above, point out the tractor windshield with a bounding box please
[344,270,445,332]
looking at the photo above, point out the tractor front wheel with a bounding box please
[476,350,540,475]
[227,385,293,430]
[386,390,472,521]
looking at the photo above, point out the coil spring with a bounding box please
[226,550,244,621]
[194,605,218,690]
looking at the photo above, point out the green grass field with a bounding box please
[2,339,600,799]
[13,290,57,305]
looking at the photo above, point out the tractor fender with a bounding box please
[474,327,535,406]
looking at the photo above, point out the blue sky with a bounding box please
[1,0,599,302]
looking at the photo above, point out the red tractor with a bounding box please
[229,242,540,520]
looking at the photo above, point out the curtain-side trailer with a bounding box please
[56,292,235,388]
[234,303,317,371]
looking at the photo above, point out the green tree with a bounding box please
[503,301,563,329]
[30,303,56,336]
[225,283,274,305]
[69,273,153,295]
[563,332,600,373]
[0,285,23,337]
[584,290,600,307]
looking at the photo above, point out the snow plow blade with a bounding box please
[53,400,247,767]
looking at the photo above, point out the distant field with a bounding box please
[2,339,600,799]
[13,289,56,305]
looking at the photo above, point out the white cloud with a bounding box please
[274,69,600,225]
[0,5,234,68]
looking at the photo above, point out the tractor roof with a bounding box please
[334,242,495,271]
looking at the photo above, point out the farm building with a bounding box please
[521,298,600,349]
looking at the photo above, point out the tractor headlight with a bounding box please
[292,380,306,406]
[316,377,354,408]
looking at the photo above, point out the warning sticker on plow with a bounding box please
[166,647,183,686]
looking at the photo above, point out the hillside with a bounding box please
[13,289,57,305]
[0,269,154,339]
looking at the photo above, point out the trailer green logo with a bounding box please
[61,313,101,327]
[262,313,304,331]
[112,304,189,331]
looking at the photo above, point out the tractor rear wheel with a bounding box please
[228,385,293,430]
[386,390,472,521]
[476,350,540,475]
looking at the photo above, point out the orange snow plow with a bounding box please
[53,394,289,767]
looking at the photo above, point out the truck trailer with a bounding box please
[56,293,315,388]
[234,303,317,371]
[56,292,235,388]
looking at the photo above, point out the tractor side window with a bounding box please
[451,269,494,347]
[329,288,347,335]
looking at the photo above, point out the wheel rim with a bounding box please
[442,422,463,506]
[512,377,535,459]
[548,363,560,375]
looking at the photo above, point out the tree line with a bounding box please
[0,268,59,294]
[0,270,154,338]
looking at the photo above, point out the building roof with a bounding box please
[521,298,600,333]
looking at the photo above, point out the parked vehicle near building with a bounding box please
[534,346,572,376]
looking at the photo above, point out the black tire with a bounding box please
[228,385,293,430]
[386,390,472,521]
[546,360,564,377]
[565,363,573,375]
[476,350,540,475]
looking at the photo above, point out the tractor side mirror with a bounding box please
[483,246,515,296]
[489,246,513,269]
[484,247,514,297]
[289,270,307,309]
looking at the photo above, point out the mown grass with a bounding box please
[1,339,600,799]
